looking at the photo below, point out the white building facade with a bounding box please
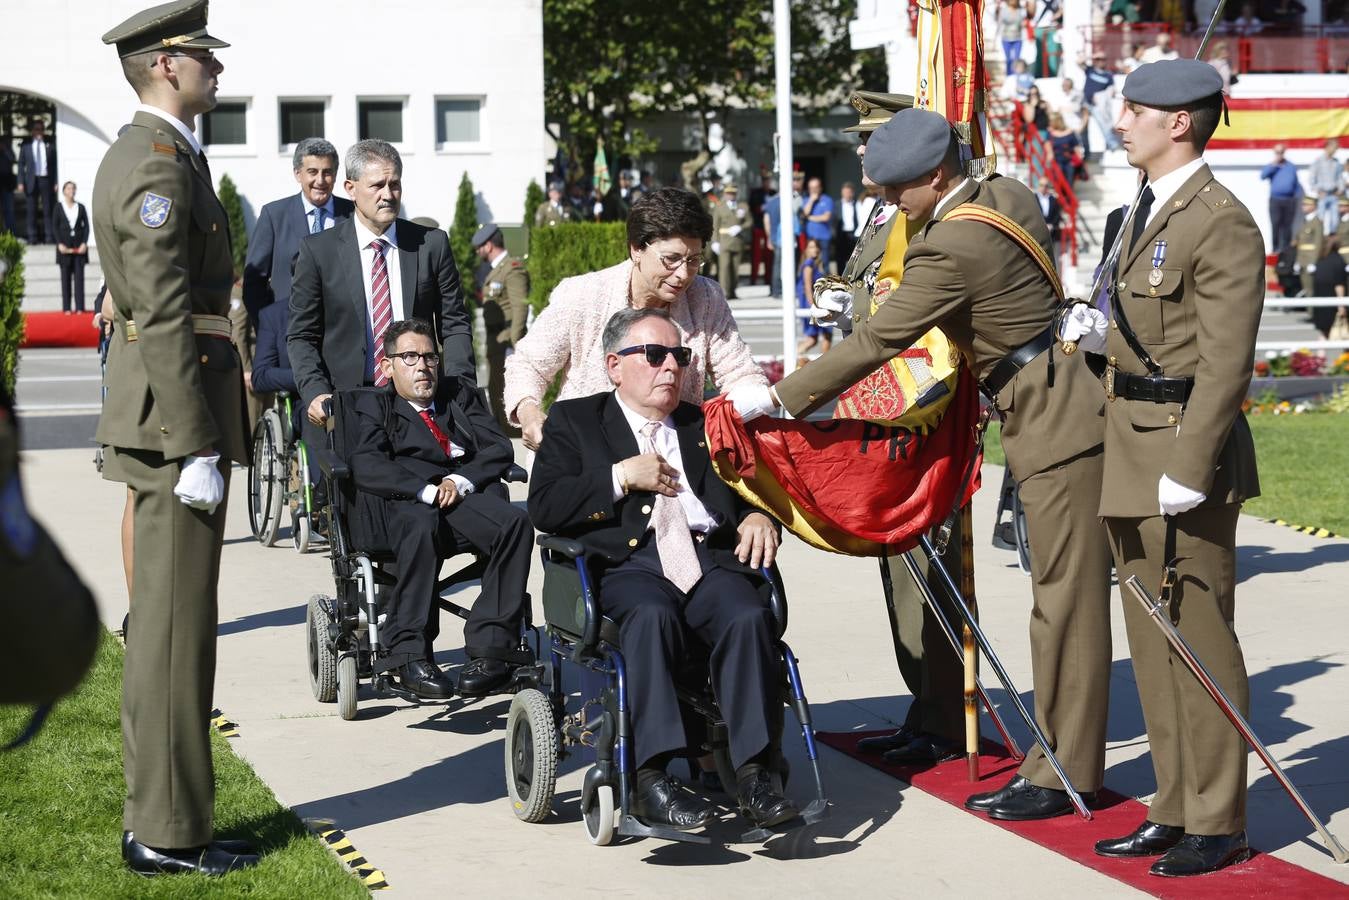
[1,0,546,238]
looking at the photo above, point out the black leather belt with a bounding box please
[1110,371,1194,404]
[981,326,1055,399]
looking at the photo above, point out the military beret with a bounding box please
[844,90,916,134]
[862,108,957,187]
[471,223,501,248]
[548,180,565,192]
[1121,58,1224,108]
[102,0,228,59]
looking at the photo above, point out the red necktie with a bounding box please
[418,409,452,457]
[370,239,392,385]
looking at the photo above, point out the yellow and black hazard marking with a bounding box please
[1267,518,1341,539]
[306,820,389,891]
[210,708,239,738]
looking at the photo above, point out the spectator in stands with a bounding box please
[1266,0,1307,29]
[998,0,1028,72]
[1194,0,1221,30]
[799,177,834,270]
[1310,237,1346,338]
[1004,58,1035,101]
[1231,3,1264,35]
[1082,51,1122,153]
[1261,143,1302,253]
[1034,177,1063,260]
[1057,76,1086,143]
[1030,0,1062,77]
[1208,41,1235,91]
[834,181,864,272]
[1310,139,1344,236]
[1021,85,1050,131]
[796,238,829,355]
[1140,31,1179,64]
[1109,0,1142,24]
[1046,112,1083,185]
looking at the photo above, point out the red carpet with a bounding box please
[818,730,1348,898]
[21,311,101,349]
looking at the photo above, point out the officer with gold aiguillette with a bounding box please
[94,0,254,877]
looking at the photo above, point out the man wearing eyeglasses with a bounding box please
[529,307,794,833]
[348,318,531,698]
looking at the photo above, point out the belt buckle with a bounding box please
[1105,364,1116,401]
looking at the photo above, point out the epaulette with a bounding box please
[1195,182,1235,212]
[151,142,177,157]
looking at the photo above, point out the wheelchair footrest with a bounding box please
[617,814,711,846]
[456,662,546,699]
[371,674,433,705]
[736,798,829,844]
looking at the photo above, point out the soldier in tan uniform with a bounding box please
[534,180,576,228]
[95,0,255,876]
[1071,58,1261,878]
[712,183,750,299]
[728,108,1113,820]
[1337,196,1349,269]
[1295,194,1325,297]
[472,222,530,435]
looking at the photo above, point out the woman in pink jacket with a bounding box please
[505,187,768,449]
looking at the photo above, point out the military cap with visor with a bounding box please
[471,223,502,248]
[844,90,916,134]
[861,107,958,187]
[103,0,229,58]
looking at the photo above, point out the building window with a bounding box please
[436,98,481,145]
[202,101,247,145]
[280,100,325,145]
[358,100,403,143]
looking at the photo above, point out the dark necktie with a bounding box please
[1129,186,1155,252]
[198,150,211,180]
[418,409,452,457]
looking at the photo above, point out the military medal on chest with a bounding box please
[1148,240,1167,287]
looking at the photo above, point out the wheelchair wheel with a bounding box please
[505,689,557,823]
[293,510,312,554]
[582,783,616,846]
[337,653,358,721]
[1010,486,1031,575]
[307,594,337,703]
[246,411,285,547]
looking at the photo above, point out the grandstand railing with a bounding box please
[987,99,1081,267]
[1080,24,1349,74]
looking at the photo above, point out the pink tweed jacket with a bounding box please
[503,259,767,425]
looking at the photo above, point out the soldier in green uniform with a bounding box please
[1337,196,1349,270]
[712,183,750,299]
[534,180,576,228]
[1295,194,1325,298]
[95,0,255,876]
[472,222,530,435]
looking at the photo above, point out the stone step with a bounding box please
[19,244,105,311]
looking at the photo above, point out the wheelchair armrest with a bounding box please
[537,534,586,559]
[760,565,787,639]
[504,463,528,484]
[315,447,349,483]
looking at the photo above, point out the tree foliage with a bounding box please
[544,0,861,178]
[216,173,247,277]
[522,179,545,250]
[0,232,25,394]
[449,172,480,310]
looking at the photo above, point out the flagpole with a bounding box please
[773,0,798,376]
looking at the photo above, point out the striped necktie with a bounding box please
[369,239,392,385]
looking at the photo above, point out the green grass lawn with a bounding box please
[981,414,1349,534]
[0,633,367,899]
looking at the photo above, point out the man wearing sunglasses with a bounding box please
[348,319,532,699]
[529,307,795,833]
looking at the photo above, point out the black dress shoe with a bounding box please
[736,765,799,829]
[987,779,1094,821]
[457,657,515,695]
[123,835,259,877]
[856,725,918,755]
[881,734,961,765]
[396,659,455,699]
[965,774,1030,812]
[632,775,716,831]
[1094,820,1185,858]
[125,831,256,857]
[1150,832,1250,877]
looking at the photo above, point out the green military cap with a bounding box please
[471,222,501,248]
[102,0,229,59]
[843,90,917,134]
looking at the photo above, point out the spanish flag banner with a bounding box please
[1208,98,1349,151]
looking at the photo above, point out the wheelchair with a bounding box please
[247,391,323,553]
[504,534,829,846]
[304,388,541,721]
[990,467,1031,574]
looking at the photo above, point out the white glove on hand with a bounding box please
[711,241,721,256]
[174,454,224,513]
[1307,263,1317,274]
[1158,474,1205,517]
[1058,304,1108,353]
[727,383,778,423]
[726,225,742,237]
[810,287,854,327]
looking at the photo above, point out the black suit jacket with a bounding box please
[242,192,354,319]
[1036,192,1063,241]
[287,216,475,407]
[18,137,55,194]
[528,393,764,572]
[347,381,513,502]
[50,201,89,249]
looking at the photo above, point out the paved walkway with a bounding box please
[23,445,1349,897]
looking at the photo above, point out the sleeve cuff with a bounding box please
[448,474,474,495]
[611,463,626,501]
[418,484,439,505]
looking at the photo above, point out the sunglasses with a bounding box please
[616,344,692,367]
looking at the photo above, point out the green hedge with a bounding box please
[526,222,628,313]
[0,231,25,395]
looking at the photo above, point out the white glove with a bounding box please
[726,225,742,237]
[711,241,721,256]
[1058,304,1108,353]
[1158,474,1205,517]
[1307,263,1317,274]
[727,383,778,423]
[174,454,224,513]
[811,287,854,327]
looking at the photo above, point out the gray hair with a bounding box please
[602,307,674,355]
[292,137,338,171]
[344,139,402,182]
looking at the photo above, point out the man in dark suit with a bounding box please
[0,136,17,234]
[1034,177,1063,257]
[288,138,475,457]
[250,301,297,395]
[242,137,353,322]
[347,318,531,697]
[528,307,796,833]
[18,120,57,245]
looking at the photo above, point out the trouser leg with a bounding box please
[116,448,227,848]
[1013,447,1114,792]
[718,249,736,299]
[1108,506,1248,834]
[485,344,510,434]
[72,255,86,312]
[379,501,439,670]
[58,254,73,311]
[441,492,531,660]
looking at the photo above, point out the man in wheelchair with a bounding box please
[347,318,532,698]
[528,307,797,831]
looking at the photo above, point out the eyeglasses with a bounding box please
[392,351,441,367]
[167,50,216,63]
[646,245,703,272]
[616,344,692,367]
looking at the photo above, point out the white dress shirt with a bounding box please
[301,194,337,232]
[30,138,47,177]
[934,177,974,220]
[405,398,473,504]
[855,195,877,236]
[840,198,859,234]
[609,393,720,533]
[353,217,405,379]
[136,103,202,155]
[1143,157,1206,228]
[61,200,80,229]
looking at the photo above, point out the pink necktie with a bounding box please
[369,239,392,385]
[640,421,702,593]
